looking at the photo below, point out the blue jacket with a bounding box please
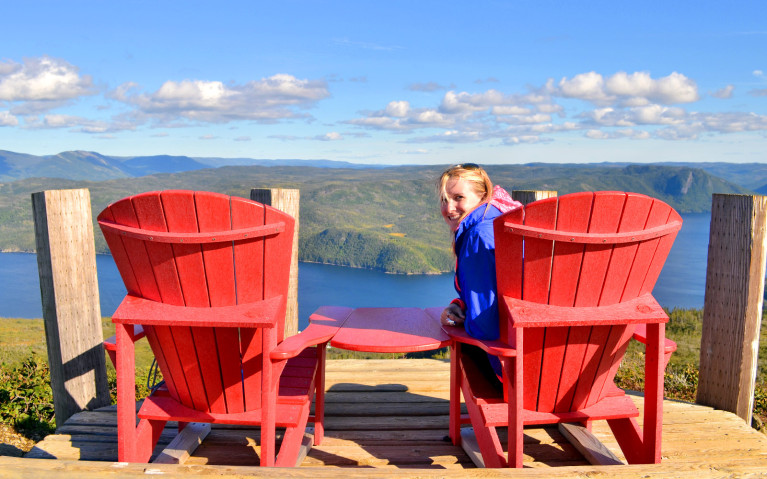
[453,203,503,340]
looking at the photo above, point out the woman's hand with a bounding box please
[440,303,465,327]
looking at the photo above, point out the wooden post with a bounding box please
[31,188,110,426]
[251,188,300,337]
[697,194,767,425]
[512,189,558,205]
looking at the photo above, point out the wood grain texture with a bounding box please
[697,194,767,424]
[31,188,110,426]
[20,359,767,477]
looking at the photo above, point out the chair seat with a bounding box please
[138,347,319,427]
[460,353,639,427]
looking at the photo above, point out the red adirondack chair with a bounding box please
[444,191,682,467]
[98,190,347,466]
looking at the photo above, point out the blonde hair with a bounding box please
[437,163,493,205]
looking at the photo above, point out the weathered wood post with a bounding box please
[251,188,300,337]
[31,188,110,426]
[697,194,767,425]
[512,189,558,205]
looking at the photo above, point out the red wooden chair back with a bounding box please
[494,191,681,413]
[98,190,294,414]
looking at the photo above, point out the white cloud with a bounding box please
[586,129,610,139]
[553,71,698,105]
[586,128,651,140]
[0,111,18,126]
[407,130,487,143]
[316,132,343,141]
[0,56,97,103]
[348,116,410,131]
[536,103,564,114]
[343,70,765,147]
[584,104,686,127]
[492,106,531,115]
[120,74,330,123]
[691,111,767,133]
[385,101,410,117]
[754,70,764,77]
[502,135,545,145]
[496,113,552,125]
[711,85,735,99]
[556,72,611,103]
[439,90,506,113]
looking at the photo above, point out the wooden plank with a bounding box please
[460,428,485,468]
[7,456,767,478]
[558,422,623,465]
[14,359,767,475]
[511,190,557,206]
[698,193,767,424]
[31,188,110,426]
[153,422,211,464]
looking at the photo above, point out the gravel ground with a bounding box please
[0,423,35,457]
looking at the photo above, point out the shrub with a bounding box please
[0,355,55,440]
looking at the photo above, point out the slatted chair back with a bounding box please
[494,191,681,413]
[98,190,294,414]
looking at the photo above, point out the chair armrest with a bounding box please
[442,324,517,357]
[103,325,146,352]
[112,294,282,328]
[503,293,668,328]
[271,306,353,360]
[632,323,677,354]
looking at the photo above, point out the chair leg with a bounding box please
[116,323,137,462]
[135,418,166,461]
[313,345,327,446]
[506,355,524,468]
[643,322,665,463]
[607,417,645,464]
[449,342,462,446]
[460,371,506,468]
[260,328,277,467]
[275,406,312,467]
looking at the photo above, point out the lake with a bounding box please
[0,213,710,330]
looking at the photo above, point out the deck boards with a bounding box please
[12,358,767,477]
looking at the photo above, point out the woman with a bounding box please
[437,163,522,382]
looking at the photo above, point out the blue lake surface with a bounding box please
[0,213,710,329]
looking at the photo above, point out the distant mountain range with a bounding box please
[0,152,760,273]
[0,150,381,183]
[1,149,765,194]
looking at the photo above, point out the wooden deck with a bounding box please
[5,358,767,478]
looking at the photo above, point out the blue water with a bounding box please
[0,213,710,328]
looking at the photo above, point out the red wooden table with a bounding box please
[327,306,450,353]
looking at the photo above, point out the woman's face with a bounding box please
[441,177,484,232]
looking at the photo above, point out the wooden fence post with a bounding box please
[512,189,558,205]
[31,188,110,426]
[697,194,767,425]
[251,188,300,337]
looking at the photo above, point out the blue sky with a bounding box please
[1,0,766,165]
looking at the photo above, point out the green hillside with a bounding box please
[0,163,752,273]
